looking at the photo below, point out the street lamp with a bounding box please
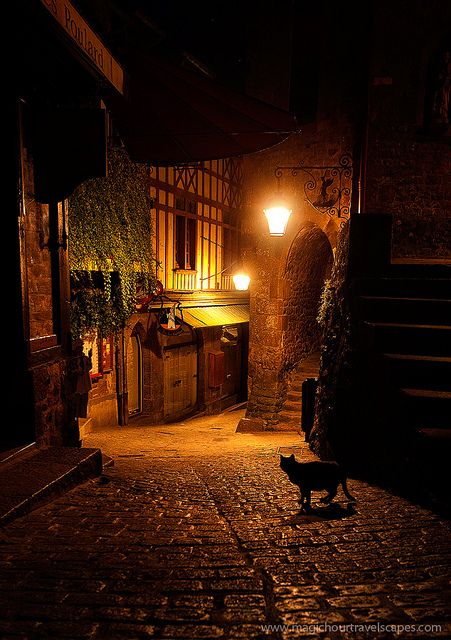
[232,273,251,291]
[263,166,292,236]
[263,199,292,236]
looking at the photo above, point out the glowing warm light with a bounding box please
[263,204,292,236]
[232,273,251,291]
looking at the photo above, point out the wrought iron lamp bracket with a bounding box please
[274,153,352,222]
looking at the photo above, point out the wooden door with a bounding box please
[163,345,197,418]
[127,335,142,415]
[221,343,240,398]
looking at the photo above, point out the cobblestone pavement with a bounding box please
[1,410,450,639]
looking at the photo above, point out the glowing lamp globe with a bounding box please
[263,201,292,236]
[232,273,251,291]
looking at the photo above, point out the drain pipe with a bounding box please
[115,330,128,426]
[350,7,371,216]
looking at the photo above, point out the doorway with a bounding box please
[163,344,198,419]
[127,334,142,416]
[279,224,333,426]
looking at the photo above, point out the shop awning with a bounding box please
[182,304,249,328]
[107,52,298,164]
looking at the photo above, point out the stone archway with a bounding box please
[282,224,334,372]
[277,224,334,428]
[238,223,334,433]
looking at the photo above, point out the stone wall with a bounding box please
[88,375,118,429]
[21,147,77,447]
[363,1,451,258]
[246,247,286,424]
[32,360,66,446]
[240,131,352,429]
[31,355,80,447]
[365,133,451,258]
[23,198,54,340]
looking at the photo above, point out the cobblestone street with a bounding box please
[1,409,450,639]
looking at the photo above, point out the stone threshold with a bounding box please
[0,446,103,526]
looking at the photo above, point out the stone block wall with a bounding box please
[365,133,451,258]
[31,357,79,447]
[363,1,451,259]
[20,147,77,448]
[32,360,66,446]
[23,153,54,340]
[240,130,351,428]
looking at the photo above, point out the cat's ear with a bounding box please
[290,454,295,459]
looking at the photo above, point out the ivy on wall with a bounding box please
[309,222,352,460]
[68,145,157,337]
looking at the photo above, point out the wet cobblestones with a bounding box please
[0,433,450,639]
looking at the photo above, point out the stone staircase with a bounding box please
[354,261,451,458]
[279,352,320,430]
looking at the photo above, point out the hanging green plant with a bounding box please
[68,145,157,337]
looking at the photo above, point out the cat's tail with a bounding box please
[341,478,356,503]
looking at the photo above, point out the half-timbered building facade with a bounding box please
[128,158,249,423]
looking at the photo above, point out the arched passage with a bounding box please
[240,222,334,432]
[270,224,334,428]
[282,224,334,372]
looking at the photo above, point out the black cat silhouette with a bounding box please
[280,454,356,512]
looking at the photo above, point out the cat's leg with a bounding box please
[322,486,337,503]
[341,479,356,502]
[303,489,312,511]
[299,488,306,506]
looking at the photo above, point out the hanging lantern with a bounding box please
[232,273,251,291]
[263,199,292,236]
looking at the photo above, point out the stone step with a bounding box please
[0,446,103,525]
[357,296,451,325]
[399,388,451,430]
[277,413,301,429]
[417,428,451,442]
[289,382,305,392]
[281,353,320,431]
[413,429,451,465]
[356,274,451,299]
[278,411,300,420]
[379,353,451,392]
[389,262,451,279]
[279,408,301,420]
[364,322,451,357]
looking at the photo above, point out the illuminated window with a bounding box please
[101,336,114,372]
[175,215,196,270]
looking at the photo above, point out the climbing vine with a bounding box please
[309,222,352,459]
[68,145,157,337]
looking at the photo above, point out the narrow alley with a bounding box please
[1,409,450,639]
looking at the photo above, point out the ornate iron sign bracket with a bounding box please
[274,153,352,221]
